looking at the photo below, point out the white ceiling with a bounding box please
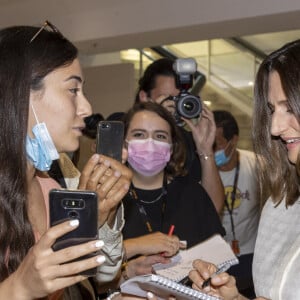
[0,0,300,55]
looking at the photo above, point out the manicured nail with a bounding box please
[70,219,79,227]
[147,292,154,299]
[213,276,222,284]
[114,170,121,177]
[96,255,106,264]
[92,154,99,161]
[104,160,110,166]
[95,240,104,248]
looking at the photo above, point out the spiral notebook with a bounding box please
[152,234,239,282]
[120,274,221,300]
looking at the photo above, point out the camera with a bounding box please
[164,58,202,126]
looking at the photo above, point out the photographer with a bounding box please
[135,58,224,213]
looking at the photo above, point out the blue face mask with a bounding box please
[26,122,59,171]
[214,149,230,167]
[214,141,233,167]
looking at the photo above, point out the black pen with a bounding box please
[202,263,231,288]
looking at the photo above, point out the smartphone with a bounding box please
[96,120,124,162]
[49,189,98,276]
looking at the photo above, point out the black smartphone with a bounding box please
[49,189,98,276]
[96,120,124,162]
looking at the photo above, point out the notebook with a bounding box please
[152,234,239,282]
[120,274,221,300]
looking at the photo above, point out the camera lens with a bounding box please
[183,101,195,112]
[176,94,202,119]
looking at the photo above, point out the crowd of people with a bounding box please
[0,20,299,300]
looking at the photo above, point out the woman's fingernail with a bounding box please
[96,255,106,264]
[92,154,99,161]
[147,292,154,299]
[114,170,121,177]
[104,160,110,166]
[95,240,104,248]
[70,219,79,227]
[212,276,222,284]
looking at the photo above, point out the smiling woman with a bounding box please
[188,39,300,300]
[0,22,132,299]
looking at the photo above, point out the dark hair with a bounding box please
[253,39,300,207]
[213,110,239,140]
[83,113,105,139]
[106,112,126,122]
[134,58,176,103]
[0,25,77,280]
[123,102,186,178]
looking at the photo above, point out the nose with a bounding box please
[270,111,287,136]
[78,94,92,118]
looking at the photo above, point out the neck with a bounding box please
[132,171,164,190]
[218,149,239,172]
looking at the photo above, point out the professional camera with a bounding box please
[162,58,202,126]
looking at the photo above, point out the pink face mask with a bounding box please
[127,138,172,176]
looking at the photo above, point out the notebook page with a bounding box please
[153,234,239,281]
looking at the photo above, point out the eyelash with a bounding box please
[69,88,80,95]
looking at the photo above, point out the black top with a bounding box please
[122,175,225,248]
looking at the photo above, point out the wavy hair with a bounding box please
[0,25,77,281]
[253,39,300,206]
[123,102,186,178]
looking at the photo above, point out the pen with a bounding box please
[168,224,175,236]
[202,263,231,288]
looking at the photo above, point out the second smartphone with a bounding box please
[96,120,124,162]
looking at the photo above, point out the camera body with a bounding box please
[171,58,202,125]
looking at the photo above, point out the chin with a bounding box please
[63,141,79,154]
[287,155,297,165]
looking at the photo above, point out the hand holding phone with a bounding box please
[49,189,99,276]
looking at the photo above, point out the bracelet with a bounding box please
[198,151,213,160]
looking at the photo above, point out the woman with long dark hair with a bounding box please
[0,22,131,299]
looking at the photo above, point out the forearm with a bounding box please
[0,274,30,300]
[199,155,225,214]
[124,238,141,259]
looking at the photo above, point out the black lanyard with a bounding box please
[224,151,240,240]
[129,176,168,233]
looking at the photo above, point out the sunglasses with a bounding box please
[30,20,62,43]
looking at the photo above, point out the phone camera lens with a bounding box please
[68,210,79,218]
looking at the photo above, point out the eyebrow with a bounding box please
[64,75,83,83]
[130,128,170,135]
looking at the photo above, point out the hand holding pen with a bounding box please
[202,263,232,288]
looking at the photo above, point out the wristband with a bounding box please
[198,151,213,160]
